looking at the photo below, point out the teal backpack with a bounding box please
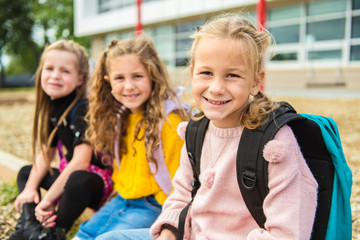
[178,102,353,240]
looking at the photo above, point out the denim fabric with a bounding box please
[75,194,161,240]
[95,228,152,240]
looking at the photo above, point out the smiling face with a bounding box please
[106,54,152,113]
[191,38,263,128]
[40,50,82,100]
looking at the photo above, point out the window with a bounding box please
[153,25,175,66]
[307,18,345,41]
[98,0,133,13]
[308,49,342,60]
[104,31,134,46]
[351,45,360,60]
[98,0,164,13]
[175,38,192,66]
[271,52,298,61]
[269,24,300,44]
[352,16,360,38]
[268,5,301,44]
[307,0,346,16]
[266,0,358,65]
[175,57,189,67]
[268,5,301,21]
[175,19,205,67]
[353,0,360,10]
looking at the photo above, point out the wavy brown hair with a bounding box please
[32,40,89,166]
[86,35,188,169]
[189,14,278,129]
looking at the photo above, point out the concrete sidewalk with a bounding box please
[0,150,28,184]
[0,150,95,221]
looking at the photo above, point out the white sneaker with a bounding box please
[71,237,83,240]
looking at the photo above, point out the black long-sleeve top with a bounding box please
[49,91,107,168]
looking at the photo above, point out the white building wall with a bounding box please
[74,0,258,37]
[74,0,360,90]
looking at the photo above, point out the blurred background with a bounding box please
[0,0,90,88]
[75,0,360,92]
[1,0,360,238]
[1,0,360,92]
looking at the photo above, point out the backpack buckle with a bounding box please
[242,170,257,190]
[191,180,200,198]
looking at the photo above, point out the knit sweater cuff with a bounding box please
[150,209,182,239]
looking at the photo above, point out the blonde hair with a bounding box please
[32,40,89,165]
[189,14,278,129]
[86,35,188,168]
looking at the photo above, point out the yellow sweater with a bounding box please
[112,112,184,205]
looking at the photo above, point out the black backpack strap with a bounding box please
[185,117,210,185]
[237,102,303,228]
[68,99,88,132]
[177,116,210,240]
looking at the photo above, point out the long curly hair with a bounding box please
[189,14,278,129]
[32,40,89,165]
[86,35,188,169]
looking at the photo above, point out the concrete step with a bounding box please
[0,150,94,221]
[0,150,28,184]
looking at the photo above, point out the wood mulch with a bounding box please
[0,90,359,239]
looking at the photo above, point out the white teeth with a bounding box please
[203,96,230,105]
[124,94,138,98]
[207,99,229,105]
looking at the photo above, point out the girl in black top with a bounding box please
[10,40,113,240]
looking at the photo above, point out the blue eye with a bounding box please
[228,73,240,78]
[201,71,212,76]
[114,75,124,81]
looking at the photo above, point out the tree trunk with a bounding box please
[0,57,6,88]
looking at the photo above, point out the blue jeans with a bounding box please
[75,194,161,240]
[95,228,152,240]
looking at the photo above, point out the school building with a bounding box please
[74,0,360,91]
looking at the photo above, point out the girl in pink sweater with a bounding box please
[95,14,318,240]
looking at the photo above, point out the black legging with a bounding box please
[17,165,104,230]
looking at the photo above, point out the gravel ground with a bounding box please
[0,90,359,239]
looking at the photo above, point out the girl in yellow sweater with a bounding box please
[73,36,188,240]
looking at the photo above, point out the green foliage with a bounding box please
[0,182,18,205]
[0,0,91,80]
[6,48,40,76]
[5,59,30,76]
[0,0,35,53]
[32,0,91,49]
[0,0,38,86]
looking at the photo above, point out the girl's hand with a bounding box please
[14,189,40,212]
[35,199,57,228]
[156,229,177,240]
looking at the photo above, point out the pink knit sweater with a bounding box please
[150,121,318,240]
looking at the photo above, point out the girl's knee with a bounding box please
[65,171,104,194]
[17,165,33,191]
[18,165,32,178]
